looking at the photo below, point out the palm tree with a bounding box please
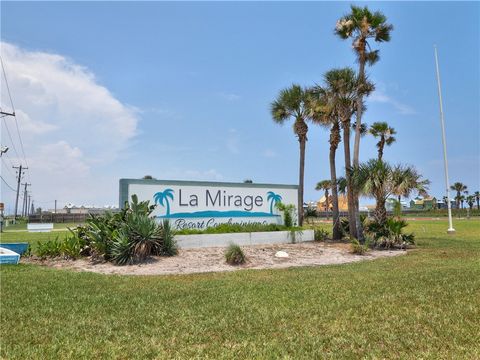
[450,182,467,209]
[335,6,392,240]
[154,189,174,216]
[316,180,332,214]
[320,68,373,239]
[266,191,282,214]
[350,159,429,225]
[392,167,430,205]
[466,195,475,210]
[369,122,396,160]
[335,5,393,169]
[474,191,480,210]
[271,84,314,226]
[309,85,342,239]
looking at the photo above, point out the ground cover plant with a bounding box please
[224,243,246,265]
[1,219,479,359]
[175,222,301,235]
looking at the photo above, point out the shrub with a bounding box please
[365,217,415,249]
[35,234,85,259]
[70,194,177,265]
[225,243,246,265]
[350,238,369,255]
[36,238,62,259]
[111,230,133,265]
[175,223,299,235]
[160,219,177,256]
[314,228,329,242]
[276,202,296,227]
[61,234,85,259]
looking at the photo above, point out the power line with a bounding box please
[0,175,16,191]
[0,56,15,115]
[1,156,16,179]
[2,119,21,162]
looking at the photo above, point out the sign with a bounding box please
[119,179,298,230]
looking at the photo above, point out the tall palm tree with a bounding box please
[450,182,467,209]
[316,180,332,214]
[309,85,342,239]
[271,84,314,226]
[321,68,373,239]
[466,195,475,210]
[335,5,393,168]
[335,6,392,240]
[369,122,396,160]
[474,191,480,210]
[350,159,429,225]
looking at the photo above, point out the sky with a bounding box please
[1,1,479,213]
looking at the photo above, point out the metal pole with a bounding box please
[13,164,22,222]
[434,45,455,233]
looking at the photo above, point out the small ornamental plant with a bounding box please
[225,243,246,265]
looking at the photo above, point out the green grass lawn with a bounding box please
[1,220,479,359]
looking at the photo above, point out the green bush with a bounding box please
[314,228,329,242]
[70,194,176,265]
[365,217,415,249]
[175,223,300,235]
[61,234,85,259]
[36,238,62,259]
[350,238,369,255]
[160,219,177,256]
[35,234,85,259]
[110,230,133,265]
[276,202,296,227]
[225,243,246,265]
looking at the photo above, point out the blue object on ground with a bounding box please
[0,247,20,264]
[0,242,29,255]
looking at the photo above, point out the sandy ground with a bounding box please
[25,242,406,276]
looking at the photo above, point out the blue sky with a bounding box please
[1,1,479,211]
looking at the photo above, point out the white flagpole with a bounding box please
[434,45,455,233]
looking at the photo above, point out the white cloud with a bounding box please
[226,128,240,154]
[263,149,277,158]
[0,41,140,205]
[218,92,240,101]
[161,168,224,181]
[369,86,416,115]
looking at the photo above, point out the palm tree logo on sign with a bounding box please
[267,191,282,214]
[154,189,174,216]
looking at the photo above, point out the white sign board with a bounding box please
[119,179,298,230]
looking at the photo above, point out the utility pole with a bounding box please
[31,201,35,216]
[434,45,455,234]
[13,165,27,221]
[21,183,30,217]
[54,200,57,214]
[27,195,31,216]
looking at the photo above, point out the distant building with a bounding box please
[316,195,349,212]
[49,204,119,215]
[409,197,438,210]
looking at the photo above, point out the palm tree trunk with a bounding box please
[353,59,366,242]
[374,196,387,225]
[325,190,330,219]
[329,136,342,240]
[298,136,306,226]
[378,137,385,161]
[342,122,357,238]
